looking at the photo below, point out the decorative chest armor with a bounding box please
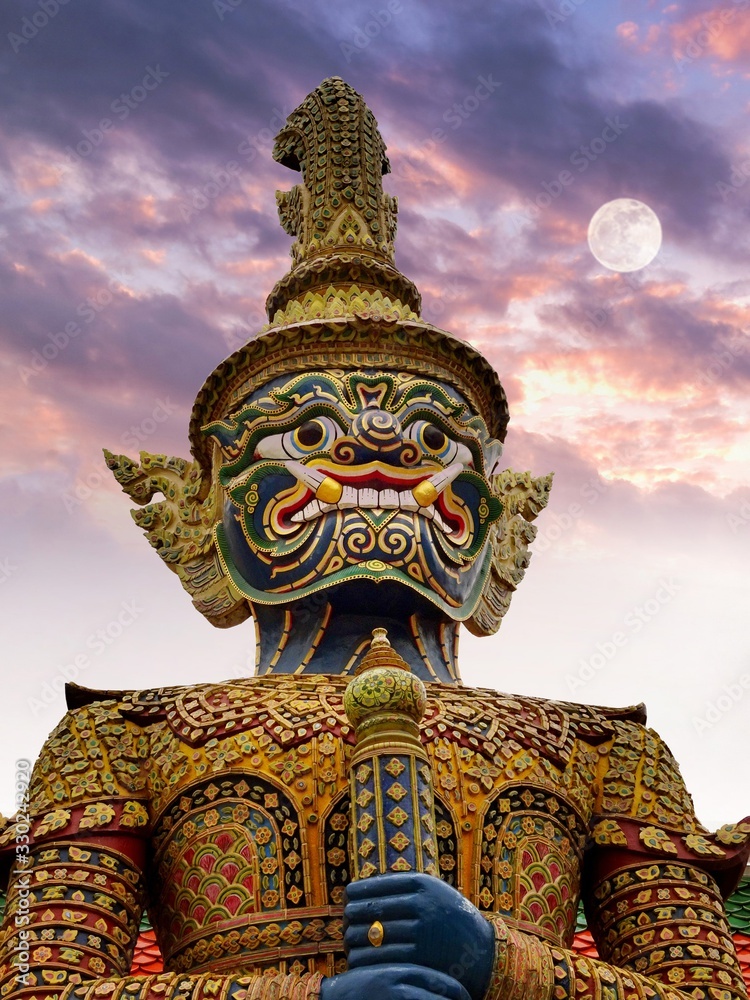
[5,672,727,981]
[144,673,605,975]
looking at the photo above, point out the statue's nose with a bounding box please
[351,409,403,455]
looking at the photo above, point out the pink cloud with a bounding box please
[617,20,663,53]
[670,5,750,66]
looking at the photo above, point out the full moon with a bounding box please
[587,198,662,272]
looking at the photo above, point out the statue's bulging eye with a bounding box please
[422,424,447,452]
[284,417,340,456]
[294,420,327,449]
[406,421,460,464]
[254,416,343,460]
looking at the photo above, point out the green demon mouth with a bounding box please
[225,457,501,568]
[226,458,501,553]
[282,459,464,536]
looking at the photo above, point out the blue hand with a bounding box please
[343,873,496,1000]
[321,964,471,1000]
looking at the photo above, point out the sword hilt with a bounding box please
[344,628,438,879]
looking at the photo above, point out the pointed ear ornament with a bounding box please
[467,470,554,636]
[104,449,249,629]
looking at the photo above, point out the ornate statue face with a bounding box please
[205,370,504,620]
[106,81,552,650]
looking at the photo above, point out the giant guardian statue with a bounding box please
[1,78,747,1000]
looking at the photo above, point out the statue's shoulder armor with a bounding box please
[544,695,647,726]
[0,687,157,871]
[66,676,273,726]
[435,682,646,724]
[420,683,647,772]
[433,686,750,896]
[572,701,750,897]
[67,674,351,749]
[65,679,204,724]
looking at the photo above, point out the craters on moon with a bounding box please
[587,198,662,272]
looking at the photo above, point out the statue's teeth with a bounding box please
[303,499,322,521]
[399,491,419,511]
[433,509,450,532]
[340,486,358,508]
[289,487,444,524]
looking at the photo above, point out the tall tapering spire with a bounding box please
[273,76,396,265]
[265,77,422,325]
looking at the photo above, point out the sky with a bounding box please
[0,0,748,831]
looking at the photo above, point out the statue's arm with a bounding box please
[342,718,749,1000]
[483,854,747,1000]
[0,700,326,1000]
[0,831,325,1000]
[0,832,142,996]
[484,715,750,1000]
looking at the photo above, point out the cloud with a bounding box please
[670,4,750,68]
[0,0,748,835]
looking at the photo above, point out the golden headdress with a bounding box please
[188,77,509,477]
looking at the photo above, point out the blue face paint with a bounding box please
[206,370,502,621]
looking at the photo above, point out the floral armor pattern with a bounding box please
[0,675,747,1000]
